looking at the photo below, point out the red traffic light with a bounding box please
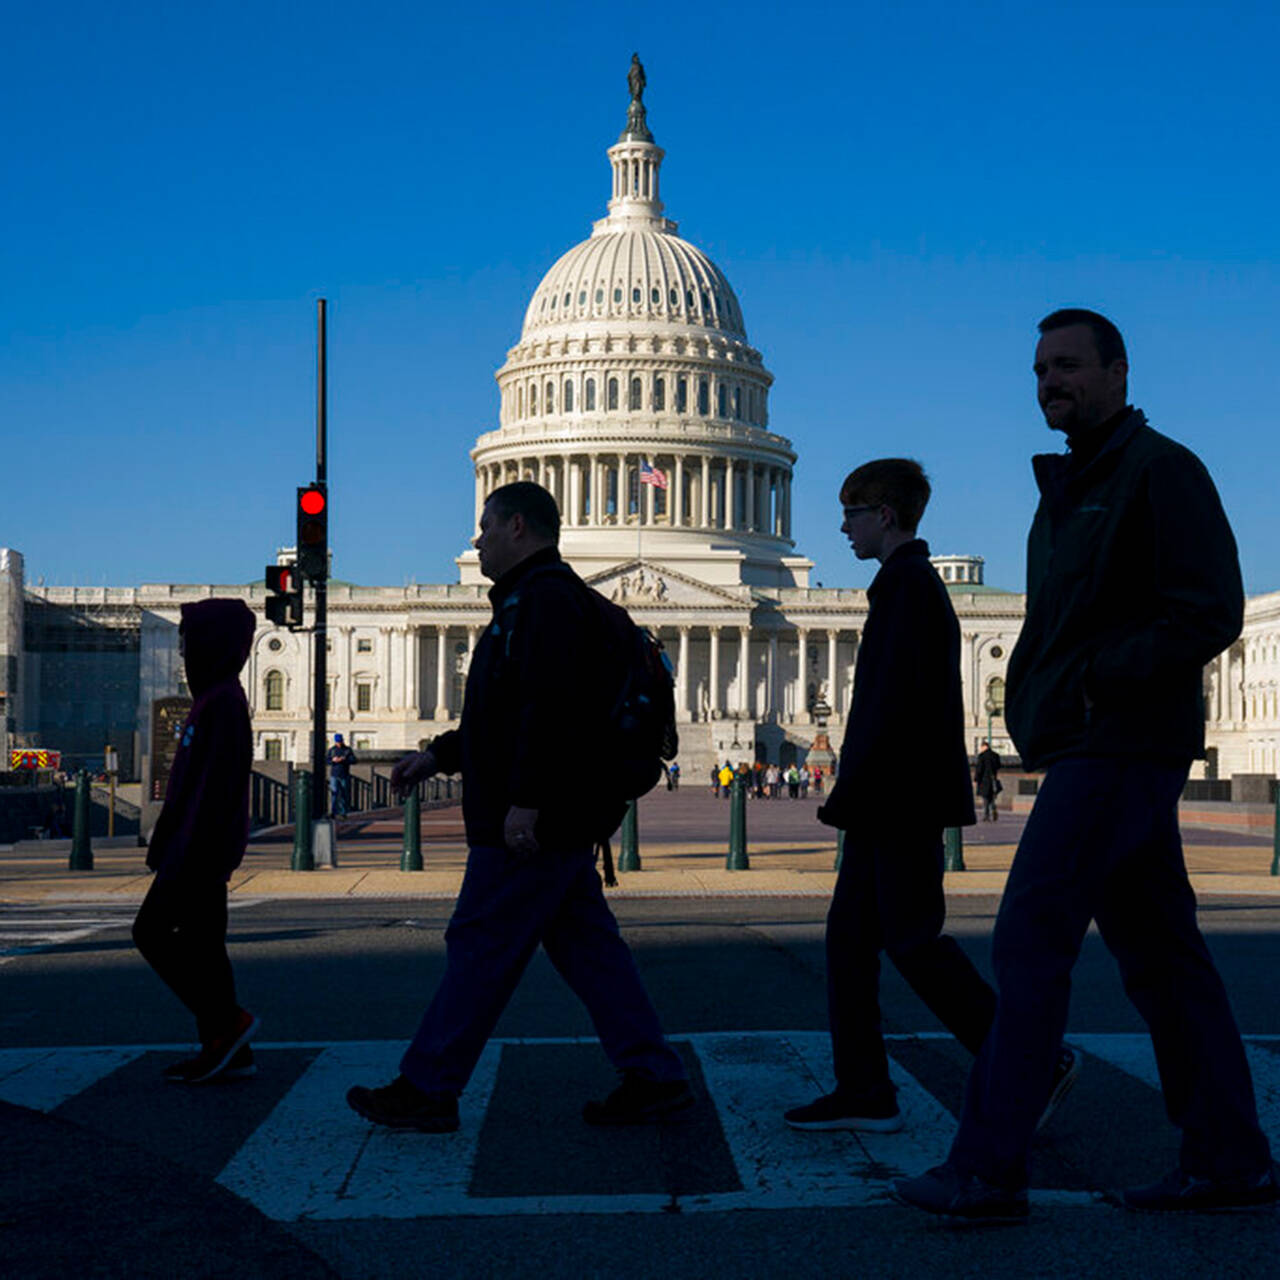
[299,488,326,516]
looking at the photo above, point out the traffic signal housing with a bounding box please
[297,484,328,581]
[265,562,303,629]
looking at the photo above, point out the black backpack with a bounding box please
[579,586,679,883]
[499,565,678,883]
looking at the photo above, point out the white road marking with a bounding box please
[0,1046,146,1111]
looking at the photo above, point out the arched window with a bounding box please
[530,383,537,414]
[613,287,623,304]
[595,287,604,305]
[585,378,596,411]
[676,377,688,413]
[564,380,574,412]
[986,676,1006,715]
[733,386,742,419]
[717,384,727,417]
[653,376,665,411]
[698,379,709,415]
[629,377,643,411]
[607,378,619,410]
[264,670,284,712]
[632,287,641,304]
[517,385,524,417]
[545,381,554,413]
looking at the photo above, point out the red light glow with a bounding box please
[300,489,326,515]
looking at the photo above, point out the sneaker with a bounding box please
[165,1044,255,1083]
[164,1009,260,1085]
[784,1089,903,1133]
[1121,1163,1279,1213]
[582,1073,694,1125]
[893,1163,1029,1223]
[346,1076,460,1133]
[1035,1046,1081,1134]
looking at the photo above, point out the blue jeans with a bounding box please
[401,843,686,1095]
[949,756,1270,1187]
[329,775,349,817]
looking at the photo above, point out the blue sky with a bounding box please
[4,0,1278,594]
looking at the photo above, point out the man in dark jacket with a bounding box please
[326,734,355,817]
[897,310,1276,1221]
[785,459,1001,1134]
[973,740,1001,821]
[132,598,259,1084]
[347,482,689,1133]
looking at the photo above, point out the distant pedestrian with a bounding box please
[766,764,780,798]
[785,764,800,799]
[710,765,720,796]
[667,760,680,791]
[895,310,1275,1221]
[327,734,356,818]
[812,766,824,797]
[787,458,1013,1140]
[346,482,689,1134]
[753,761,766,799]
[799,765,810,799]
[973,740,1001,821]
[132,599,260,1085]
[718,762,734,796]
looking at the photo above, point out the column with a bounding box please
[738,626,751,718]
[827,629,840,719]
[474,470,485,530]
[676,626,690,720]
[701,455,710,527]
[725,457,736,531]
[674,455,685,526]
[744,461,755,532]
[773,469,783,536]
[964,632,979,726]
[404,626,419,719]
[568,459,581,528]
[768,631,779,721]
[796,627,808,723]
[709,627,721,718]
[434,626,449,720]
[381,626,394,711]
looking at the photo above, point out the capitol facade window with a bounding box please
[264,670,284,712]
[608,378,619,410]
[676,376,688,412]
[564,380,574,412]
[629,377,642,410]
[356,637,372,653]
[356,682,372,713]
[546,381,554,412]
[698,379,709,415]
[653,376,665,410]
[585,378,596,410]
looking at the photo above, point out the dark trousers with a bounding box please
[132,875,238,1045]
[401,844,686,1096]
[950,756,1271,1187]
[828,825,996,1098]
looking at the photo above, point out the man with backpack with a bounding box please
[347,482,690,1134]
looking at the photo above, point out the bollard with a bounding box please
[68,772,93,871]
[943,826,965,872]
[292,771,314,871]
[834,827,846,871]
[726,774,749,870]
[402,784,423,871]
[617,799,640,873]
[1271,786,1279,877]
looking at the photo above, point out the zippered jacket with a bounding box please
[1006,409,1242,769]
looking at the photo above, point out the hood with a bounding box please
[181,598,256,696]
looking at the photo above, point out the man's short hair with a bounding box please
[485,481,561,542]
[839,458,931,533]
[1038,308,1128,368]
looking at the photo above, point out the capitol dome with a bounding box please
[463,64,810,590]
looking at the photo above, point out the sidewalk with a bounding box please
[3,789,1278,903]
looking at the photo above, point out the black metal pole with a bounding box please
[311,299,328,823]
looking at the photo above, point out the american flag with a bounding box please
[639,459,668,489]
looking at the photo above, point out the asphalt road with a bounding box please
[3,894,1279,1278]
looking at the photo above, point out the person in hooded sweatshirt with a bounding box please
[132,598,260,1084]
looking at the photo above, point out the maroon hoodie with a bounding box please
[146,599,255,883]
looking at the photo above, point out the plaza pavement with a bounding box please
[2,785,1277,904]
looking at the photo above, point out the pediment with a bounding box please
[584,561,747,608]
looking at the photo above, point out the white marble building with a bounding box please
[3,72,1276,785]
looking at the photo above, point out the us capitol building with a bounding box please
[2,66,1278,788]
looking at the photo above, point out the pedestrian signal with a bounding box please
[265,562,303,628]
[297,484,328,581]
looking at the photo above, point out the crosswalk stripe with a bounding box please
[4,1033,1277,1219]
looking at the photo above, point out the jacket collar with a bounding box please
[487,545,562,609]
[1032,408,1146,504]
[868,538,930,600]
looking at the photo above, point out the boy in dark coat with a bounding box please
[132,598,260,1084]
[786,459,1078,1135]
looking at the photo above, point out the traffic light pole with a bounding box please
[310,298,328,832]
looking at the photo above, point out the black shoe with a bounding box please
[582,1073,694,1125]
[165,1044,256,1084]
[784,1089,903,1133]
[346,1075,460,1132]
[1121,1163,1279,1213]
[893,1163,1029,1223]
[1035,1046,1081,1134]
